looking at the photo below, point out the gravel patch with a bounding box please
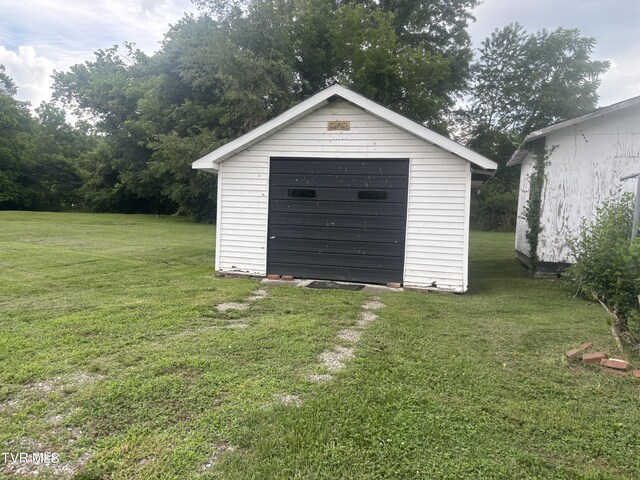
[336,328,361,343]
[216,288,268,311]
[1,372,102,412]
[216,302,249,312]
[200,444,236,471]
[356,311,378,328]
[362,300,385,310]
[319,346,355,372]
[273,393,303,407]
[225,321,248,329]
[246,289,268,302]
[308,374,333,382]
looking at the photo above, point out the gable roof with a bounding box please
[507,94,640,166]
[192,84,497,172]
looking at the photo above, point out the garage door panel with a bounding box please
[270,224,406,243]
[271,199,407,216]
[268,262,402,284]
[271,173,408,189]
[269,212,407,230]
[268,238,405,257]
[269,250,404,270]
[271,158,409,175]
[268,158,408,284]
[269,186,408,203]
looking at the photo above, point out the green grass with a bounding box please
[0,212,638,479]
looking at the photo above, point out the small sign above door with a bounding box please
[327,120,351,131]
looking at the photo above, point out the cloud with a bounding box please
[0,0,196,106]
[0,45,55,106]
[469,0,640,106]
[598,47,640,105]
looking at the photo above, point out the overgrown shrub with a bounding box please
[470,184,518,231]
[565,193,640,348]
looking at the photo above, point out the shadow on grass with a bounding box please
[468,257,529,294]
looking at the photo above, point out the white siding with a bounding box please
[217,99,471,292]
[514,154,534,257]
[536,105,640,263]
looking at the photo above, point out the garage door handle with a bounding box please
[270,236,276,239]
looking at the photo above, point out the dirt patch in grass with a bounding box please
[356,311,378,328]
[362,300,384,310]
[216,302,249,312]
[337,328,361,343]
[1,372,102,412]
[225,321,249,329]
[200,444,237,471]
[247,289,268,302]
[216,288,269,312]
[308,374,333,382]
[319,346,355,372]
[273,393,302,407]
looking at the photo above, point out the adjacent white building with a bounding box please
[508,95,640,273]
[193,84,497,292]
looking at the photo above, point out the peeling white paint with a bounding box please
[515,103,640,264]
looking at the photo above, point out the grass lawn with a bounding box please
[1,211,638,479]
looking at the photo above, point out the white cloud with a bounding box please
[0,45,55,106]
[598,48,640,105]
[469,0,640,107]
[0,0,196,106]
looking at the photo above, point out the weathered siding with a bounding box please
[217,99,471,292]
[514,154,534,257]
[536,105,640,263]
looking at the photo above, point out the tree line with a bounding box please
[0,0,609,227]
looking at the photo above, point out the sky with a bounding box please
[1,0,639,110]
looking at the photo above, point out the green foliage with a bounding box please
[566,193,640,343]
[0,67,93,212]
[470,183,518,231]
[50,0,480,220]
[522,141,549,271]
[468,23,610,134]
[464,23,609,231]
[467,126,520,230]
[0,90,35,208]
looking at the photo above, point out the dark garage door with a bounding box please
[267,157,409,284]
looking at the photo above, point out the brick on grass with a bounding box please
[566,349,581,360]
[600,358,630,371]
[582,352,607,364]
[386,282,402,289]
[579,341,594,351]
[266,274,280,280]
[281,275,294,281]
[632,370,640,379]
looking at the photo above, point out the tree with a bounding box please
[26,102,96,210]
[0,65,95,212]
[468,23,609,134]
[464,24,610,230]
[0,65,36,209]
[53,0,481,220]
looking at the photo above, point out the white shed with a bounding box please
[193,84,497,292]
[508,95,640,274]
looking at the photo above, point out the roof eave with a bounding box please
[192,83,498,172]
[506,148,530,167]
[521,94,640,145]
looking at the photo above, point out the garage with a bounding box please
[192,83,497,292]
[267,157,409,284]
